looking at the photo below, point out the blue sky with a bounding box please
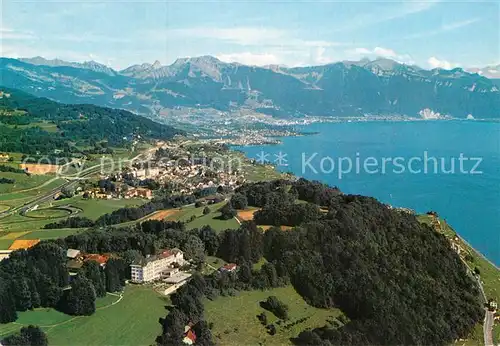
[1,0,498,69]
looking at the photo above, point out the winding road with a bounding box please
[484,310,495,346]
[0,146,158,219]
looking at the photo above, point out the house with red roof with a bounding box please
[220,263,237,272]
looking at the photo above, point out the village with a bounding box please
[80,141,247,200]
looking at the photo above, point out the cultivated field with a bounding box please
[146,208,181,221]
[19,163,60,175]
[205,285,342,346]
[8,239,40,250]
[236,208,260,222]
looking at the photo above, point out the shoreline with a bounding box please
[455,232,500,271]
[232,133,500,269]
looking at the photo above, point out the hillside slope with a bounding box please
[0,87,183,156]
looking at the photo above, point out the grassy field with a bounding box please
[52,196,144,220]
[167,202,240,232]
[0,178,67,205]
[0,173,56,194]
[0,239,13,250]
[8,121,59,133]
[18,228,83,240]
[202,256,227,275]
[0,213,64,233]
[229,151,286,182]
[0,197,143,242]
[0,285,170,346]
[25,208,72,219]
[205,285,342,346]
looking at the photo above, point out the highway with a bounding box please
[0,146,158,218]
[1,164,103,217]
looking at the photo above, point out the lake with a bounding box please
[236,120,500,266]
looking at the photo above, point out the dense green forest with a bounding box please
[234,179,484,345]
[1,325,48,346]
[0,87,183,155]
[0,178,483,345]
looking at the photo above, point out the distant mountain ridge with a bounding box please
[466,64,500,79]
[20,56,117,76]
[2,55,500,120]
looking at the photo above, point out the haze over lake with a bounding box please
[237,120,500,265]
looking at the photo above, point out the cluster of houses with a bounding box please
[132,145,246,194]
[143,164,243,195]
[85,186,153,200]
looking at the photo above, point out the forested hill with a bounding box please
[233,179,484,344]
[0,87,183,155]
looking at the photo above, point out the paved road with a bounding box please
[484,310,495,346]
[0,148,157,219]
[454,246,495,346]
[463,260,494,346]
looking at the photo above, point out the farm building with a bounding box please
[0,250,12,261]
[67,249,81,259]
[220,263,238,272]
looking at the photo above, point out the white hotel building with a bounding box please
[130,248,184,283]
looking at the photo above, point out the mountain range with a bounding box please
[1,55,499,120]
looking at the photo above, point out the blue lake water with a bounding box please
[236,121,500,265]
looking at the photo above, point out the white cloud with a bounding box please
[163,26,344,50]
[442,18,480,31]
[167,27,285,46]
[352,47,414,64]
[354,47,397,58]
[403,17,479,40]
[336,0,439,32]
[161,26,344,66]
[427,56,460,69]
[310,46,334,65]
[373,47,397,58]
[0,25,126,43]
[216,52,280,66]
[0,27,34,40]
[54,33,129,43]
